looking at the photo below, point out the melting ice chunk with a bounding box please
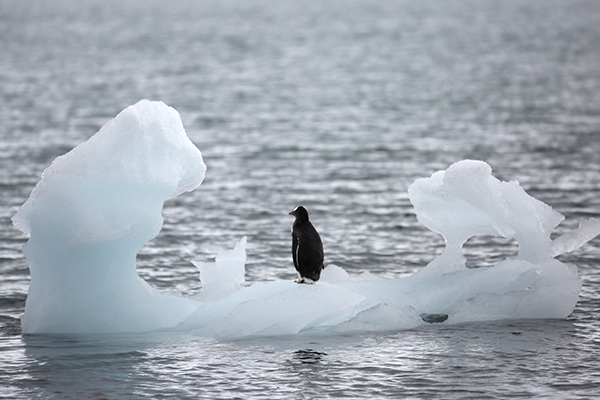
[193,237,247,301]
[408,159,583,274]
[551,218,600,257]
[13,100,206,333]
[12,102,599,336]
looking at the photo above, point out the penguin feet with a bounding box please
[294,279,314,285]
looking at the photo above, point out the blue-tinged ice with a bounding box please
[192,237,247,301]
[13,100,600,336]
[13,100,205,333]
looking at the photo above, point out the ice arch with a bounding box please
[409,160,564,274]
[13,100,600,336]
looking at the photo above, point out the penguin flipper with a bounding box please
[292,234,299,270]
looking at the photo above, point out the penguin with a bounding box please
[289,206,324,284]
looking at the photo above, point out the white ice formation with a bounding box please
[13,100,600,336]
[192,236,247,301]
[13,100,205,333]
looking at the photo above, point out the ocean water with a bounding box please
[1,0,600,398]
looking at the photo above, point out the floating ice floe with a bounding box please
[13,100,600,336]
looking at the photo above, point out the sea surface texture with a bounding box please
[1,0,600,398]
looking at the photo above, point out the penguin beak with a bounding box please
[289,211,294,215]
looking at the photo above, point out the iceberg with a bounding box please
[12,100,206,333]
[13,100,600,336]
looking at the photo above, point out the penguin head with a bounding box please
[289,206,309,221]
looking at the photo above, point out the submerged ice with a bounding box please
[13,100,600,336]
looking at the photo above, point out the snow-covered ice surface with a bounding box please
[12,100,600,336]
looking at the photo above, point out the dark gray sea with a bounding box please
[1,0,600,398]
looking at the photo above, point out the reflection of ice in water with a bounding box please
[12,100,600,336]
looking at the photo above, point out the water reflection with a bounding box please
[292,349,327,365]
[285,349,331,399]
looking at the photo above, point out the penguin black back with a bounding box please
[289,206,324,283]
